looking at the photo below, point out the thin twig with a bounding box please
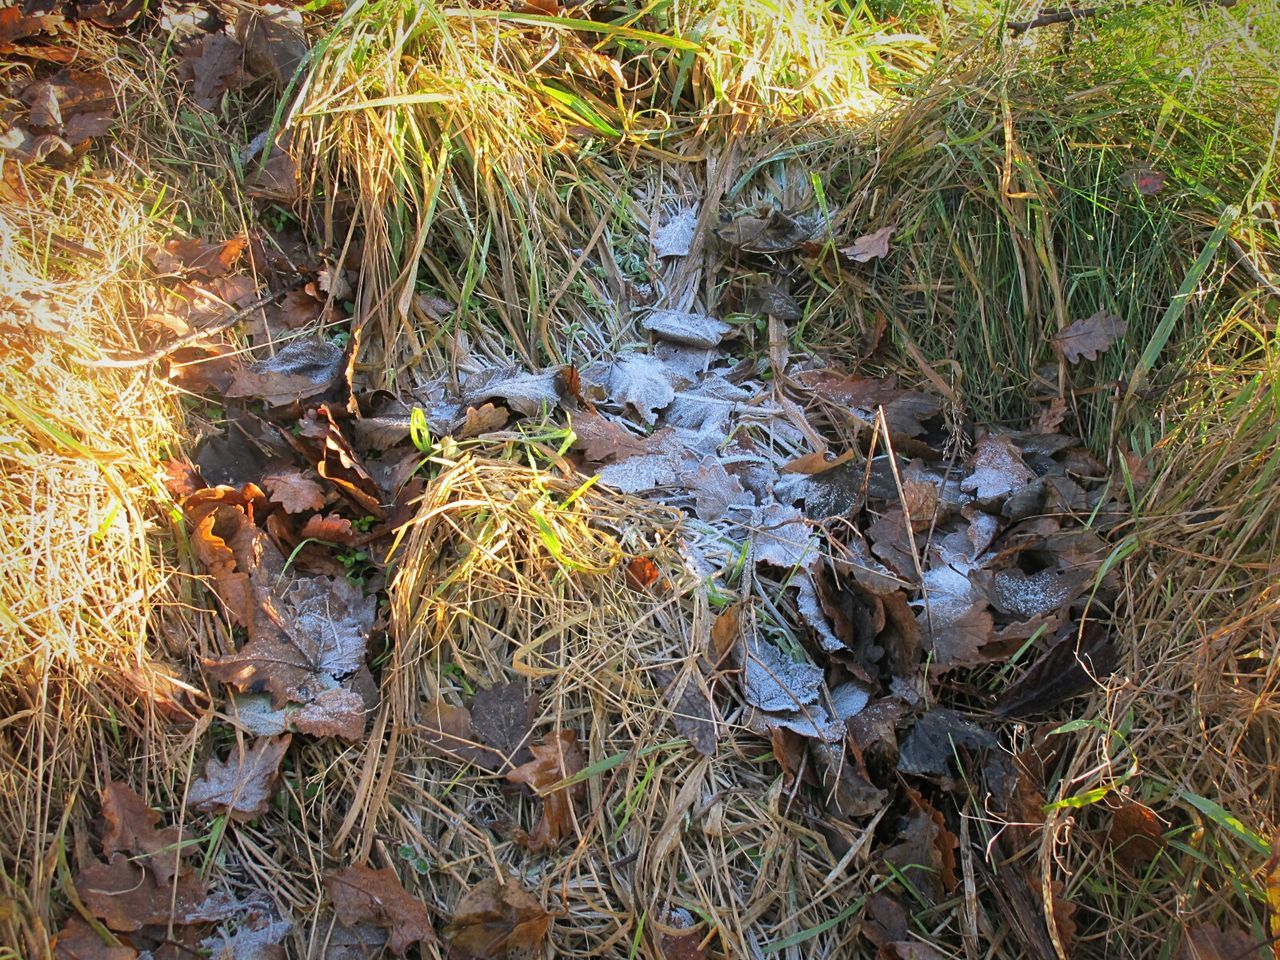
[81,289,284,369]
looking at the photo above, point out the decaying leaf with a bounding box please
[659,670,718,758]
[75,856,238,932]
[182,32,246,111]
[570,409,672,465]
[51,916,136,960]
[470,682,537,766]
[187,735,291,821]
[445,876,551,960]
[325,864,436,956]
[1121,164,1168,197]
[456,402,509,438]
[624,556,661,591]
[235,4,307,85]
[1051,309,1127,364]
[506,730,585,851]
[716,206,816,254]
[297,406,386,518]
[420,698,504,769]
[229,686,368,742]
[1105,798,1167,871]
[882,788,958,902]
[654,907,707,960]
[839,225,896,263]
[793,371,941,439]
[898,709,996,781]
[101,782,184,886]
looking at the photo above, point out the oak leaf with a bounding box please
[187,735,291,821]
[325,864,436,956]
[262,469,325,514]
[298,513,356,545]
[445,876,551,960]
[1051,309,1127,364]
[505,730,585,851]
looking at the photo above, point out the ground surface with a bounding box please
[1,2,1279,959]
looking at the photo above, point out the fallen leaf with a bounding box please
[962,433,1036,501]
[570,410,672,465]
[887,943,949,960]
[152,236,247,279]
[1178,924,1261,960]
[716,206,816,254]
[463,366,562,417]
[655,906,706,960]
[897,709,996,781]
[839,225,896,263]
[992,622,1116,717]
[235,4,307,85]
[1034,396,1068,434]
[262,469,325,514]
[456,403,508,438]
[660,670,717,758]
[75,856,238,932]
[297,406,386,518]
[1105,798,1167,871]
[182,33,245,111]
[606,354,675,424]
[51,917,136,960]
[558,364,584,406]
[420,698,503,769]
[793,371,941,439]
[1122,164,1168,196]
[298,513,356,545]
[710,603,742,667]
[781,447,857,475]
[101,782,185,886]
[226,337,344,407]
[653,207,698,258]
[470,682,537,766]
[445,876,551,960]
[641,309,730,349]
[882,788,958,902]
[187,735,291,821]
[625,557,661,591]
[1051,309,1127,364]
[230,686,368,742]
[0,7,67,55]
[201,912,292,960]
[506,730,585,851]
[991,568,1085,621]
[246,143,299,203]
[325,864,435,956]
[751,502,817,569]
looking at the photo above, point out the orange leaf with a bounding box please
[505,730,584,851]
[625,557,660,592]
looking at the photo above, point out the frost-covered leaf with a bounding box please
[683,458,751,521]
[226,337,344,406]
[654,207,698,258]
[570,410,672,464]
[188,735,291,821]
[960,433,1035,501]
[597,453,682,494]
[914,547,994,671]
[1051,309,1127,364]
[795,573,843,652]
[992,568,1084,620]
[641,309,730,349]
[750,502,817,569]
[229,685,367,742]
[839,225,896,263]
[740,631,824,714]
[462,366,561,417]
[606,354,675,424]
[456,402,508,438]
[202,912,292,960]
[470,682,537,766]
[897,709,996,780]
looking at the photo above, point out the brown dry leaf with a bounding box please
[1105,798,1167,871]
[470,682,537,766]
[1179,924,1262,960]
[445,876,551,960]
[457,403,509,439]
[153,236,247,279]
[570,409,671,464]
[1034,396,1069,434]
[558,364,585,406]
[882,788,958,903]
[901,479,938,532]
[780,447,857,475]
[1122,164,1168,196]
[1051,309,1127,364]
[298,512,356,545]
[421,698,503,769]
[101,782,185,886]
[0,7,67,53]
[506,729,585,851]
[226,338,345,408]
[838,224,896,263]
[246,144,299,203]
[297,406,386,517]
[188,735,291,821]
[273,288,324,331]
[715,206,813,254]
[325,864,436,956]
[793,371,940,439]
[51,916,136,960]
[663,671,718,758]
[75,856,237,932]
[710,602,742,667]
[992,622,1116,718]
[167,343,244,395]
[655,908,707,960]
[262,469,325,514]
[235,4,308,85]
[182,33,245,111]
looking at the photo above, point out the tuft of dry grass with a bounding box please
[0,162,200,955]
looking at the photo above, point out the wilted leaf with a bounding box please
[297,406,386,518]
[658,670,717,758]
[624,556,661,591]
[420,698,503,769]
[882,788,958,902]
[839,225,896,263]
[470,682,537,766]
[235,4,307,85]
[740,629,824,715]
[445,876,551,960]
[262,469,325,514]
[75,855,238,932]
[188,735,291,821]
[1105,798,1167,871]
[506,730,585,851]
[101,782,185,886]
[781,447,856,475]
[226,337,344,407]
[51,917,136,960]
[992,622,1116,718]
[325,864,435,956]
[992,568,1085,620]
[182,33,245,111]
[1178,924,1261,960]
[1051,309,1127,364]
[897,709,996,781]
[641,309,730,349]
[710,602,742,666]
